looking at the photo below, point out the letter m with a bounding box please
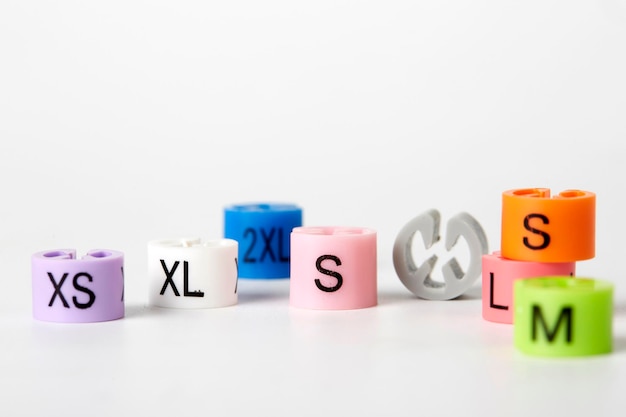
[531,305,573,343]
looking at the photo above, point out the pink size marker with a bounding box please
[482,251,575,324]
[289,227,377,310]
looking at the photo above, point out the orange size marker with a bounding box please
[501,188,595,263]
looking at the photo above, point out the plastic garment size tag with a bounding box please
[393,209,488,300]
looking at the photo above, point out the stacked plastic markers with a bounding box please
[482,188,613,356]
[147,203,304,309]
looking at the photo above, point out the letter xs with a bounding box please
[47,272,96,309]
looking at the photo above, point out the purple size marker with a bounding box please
[31,249,125,323]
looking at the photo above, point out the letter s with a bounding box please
[523,213,551,250]
[72,272,96,309]
[315,255,343,293]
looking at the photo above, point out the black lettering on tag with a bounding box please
[315,255,343,293]
[523,213,551,250]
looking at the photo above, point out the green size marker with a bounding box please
[514,277,613,357]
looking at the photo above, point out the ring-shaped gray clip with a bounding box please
[392,209,488,300]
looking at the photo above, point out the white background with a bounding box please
[1,1,626,416]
